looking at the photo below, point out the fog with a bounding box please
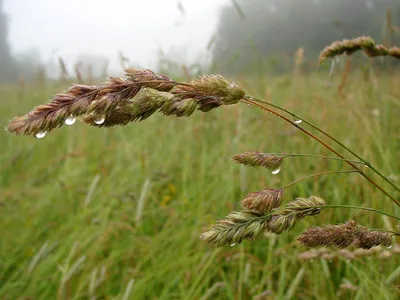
[3,0,229,71]
[2,0,399,81]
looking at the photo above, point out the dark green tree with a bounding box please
[212,0,400,74]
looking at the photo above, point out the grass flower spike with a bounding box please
[231,152,283,171]
[201,196,326,247]
[6,69,245,137]
[298,220,393,249]
[241,188,284,213]
[319,36,400,63]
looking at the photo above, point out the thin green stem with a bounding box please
[310,204,400,222]
[241,98,400,207]
[281,170,359,189]
[246,96,400,195]
[275,153,365,165]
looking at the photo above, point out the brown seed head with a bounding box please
[352,229,393,250]
[231,152,283,171]
[319,36,400,63]
[297,220,393,249]
[319,36,375,63]
[6,69,245,137]
[241,188,284,213]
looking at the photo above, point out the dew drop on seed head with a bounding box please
[230,243,236,247]
[35,131,47,139]
[94,115,105,125]
[272,167,281,175]
[294,118,302,124]
[386,245,393,249]
[65,115,76,125]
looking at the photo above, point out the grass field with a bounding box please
[1,65,400,299]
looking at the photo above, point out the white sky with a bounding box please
[4,0,229,72]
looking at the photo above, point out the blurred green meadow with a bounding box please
[1,64,400,299]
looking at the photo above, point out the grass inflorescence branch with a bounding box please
[201,196,326,247]
[6,69,245,137]
[319,36,400,63]
[298,220,393,249]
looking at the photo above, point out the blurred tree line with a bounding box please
[0,0,17,82]
[0,0,109,83]
[0,0,45,82]
[212,0,400,74]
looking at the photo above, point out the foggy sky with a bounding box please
[4,0,229,71]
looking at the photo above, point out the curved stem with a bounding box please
[247,96,400,195]
[313,205,400,221]
[278,153,365,165]
[241,98,400,207]
[281,170,359,189]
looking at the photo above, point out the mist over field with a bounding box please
[1,1,400,299]
[2,0,228,76]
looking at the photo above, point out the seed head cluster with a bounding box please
[6,69,245,137]
[297,220,393,249]
[319,36,400,63]
[241,188,284,213]
[201,196,326,247]
[231,152,283,171]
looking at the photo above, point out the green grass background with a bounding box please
[1,65,400,299]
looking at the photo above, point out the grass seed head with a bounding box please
[319,36,400,63]
[297,220,393,249]
[200,210,266,247]
[6,70,245,137]
[231,152,283,171]
[241,188,284,213]
[265,196,326,234]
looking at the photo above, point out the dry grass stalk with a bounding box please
[337,58,351,96]
[6,69,245,137]
[319,36,400,63]
[293,47,304,78]
[58,57,69,82]
[297,220,393,249]
[74,62,84,84]
[231,152,283,171]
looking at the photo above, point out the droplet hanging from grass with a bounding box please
[94,115,105,125]
[65,115,76,125]
[272,167,281,175]
[35,131,47,139]
[230,243,236,247]
[294,118,302,124]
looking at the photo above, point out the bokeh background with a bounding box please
[1,0,400,299]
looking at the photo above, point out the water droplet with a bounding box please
[230,243,236,247]
[35,131,47,139]
[272,167,281,175]
[294,118,302,124]
[329,59,335,76]
[94,115,105,125]
[65,115,76,125]
[386,245,393,249]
